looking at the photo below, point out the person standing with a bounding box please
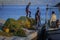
[50,11,57,28]
[26,2,31,17]
[35,7,40,29]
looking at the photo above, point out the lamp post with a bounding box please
[45,4,48,27]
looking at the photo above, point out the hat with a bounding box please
[52,11,55,14]
[28,2,31,4]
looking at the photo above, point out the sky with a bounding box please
[0,0,60,5]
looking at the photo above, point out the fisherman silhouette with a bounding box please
[35,7,40,29]
[50,11,57,28]
[37,24,48,40]
[26,2,31,17]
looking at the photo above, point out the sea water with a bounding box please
[0,5,59,24]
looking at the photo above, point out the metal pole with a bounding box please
[45,4,48,27]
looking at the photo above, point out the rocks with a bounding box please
[0,36,26,40]
[0,31,37,40]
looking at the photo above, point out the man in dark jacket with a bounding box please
[26,2,31,17]
[35,7,41,29]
